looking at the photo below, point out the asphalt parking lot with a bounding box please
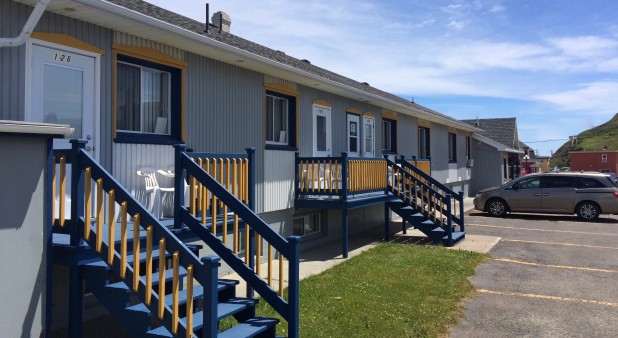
[450,211,618,337]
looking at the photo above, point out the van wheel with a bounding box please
[576,201,600,221]
[486,198,507,217]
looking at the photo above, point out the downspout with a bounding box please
[0,0,51,48]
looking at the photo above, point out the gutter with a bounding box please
[0,0,51,48]
[70,0,481,133]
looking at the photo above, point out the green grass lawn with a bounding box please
[251,243,488,337]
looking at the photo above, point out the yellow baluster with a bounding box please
[256,234,261,276]
[158,238,166,320]
[279,253,284,297]
[268,244,273,287]
[245,224,250,265]
[189,173,196,216]
[108,189,116,265]
[132,214,140,292]
[96,179,103,253]
[84,168,91,239]
[52,156,56,225]
[172,252,179,334]
[197,158,203,217]
[120,202,127,278]
[212,159,218,236]
[186,265,194,338]
[145,226,153,305]
[223,159,230,245]
[204,159,210,224]
[59,156,66,227]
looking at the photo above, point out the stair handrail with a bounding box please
[61,140,213,337]
[395,156,464,230]
[176,145,300,338]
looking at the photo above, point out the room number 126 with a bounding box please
[53,53,72,63]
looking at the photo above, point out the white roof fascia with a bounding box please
[473,133,523,154]
[67,0,480,133]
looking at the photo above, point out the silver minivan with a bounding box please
[473,172,618,221]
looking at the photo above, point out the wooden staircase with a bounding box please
[51,141,299,337]
[386,157,466,246]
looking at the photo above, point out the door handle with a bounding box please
[533,193,541,196]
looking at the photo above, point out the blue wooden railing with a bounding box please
[395,156,465,232]
[54,140,216,336]
[174,145,300,338]
[295,152,388,201]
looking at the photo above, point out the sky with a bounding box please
[146,0,618,157]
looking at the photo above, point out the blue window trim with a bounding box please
[448,132,457,163]
[114,54,183,145]
[265,90,297,150]
[382,117,397,154]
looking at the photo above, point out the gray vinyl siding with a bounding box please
[0,0,28,121]
[396,114,418,158]
[470,140,504,195]
[184,52,267,211]
[0,0,113,169]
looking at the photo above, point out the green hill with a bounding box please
[550,113,618,168]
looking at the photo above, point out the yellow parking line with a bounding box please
[493,257,618,273]
[468,223,618,237]
[477,289,618,307]
[503,239,618,250]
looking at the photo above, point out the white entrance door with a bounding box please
[313,105,331,157]
[30,44,96,152]
[363,115,375,157]
[29,44,97,221]
[347,114,360,157]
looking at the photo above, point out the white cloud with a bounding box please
[489,5,505,13]
[537,82,618,115]
[448,20,465,30]
[547,36,618,59]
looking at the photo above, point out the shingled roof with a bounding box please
[104,0,476,129]
[461,118,519,149]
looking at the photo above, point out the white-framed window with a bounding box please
[363,115,375,157]
[116,62,171,135]
[293,212,322,237]
[313,104,331,157]
[602,154,608,163]
[448,133,457,162]
[347,113,360,156]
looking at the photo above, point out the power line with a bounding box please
[522,138,569,143]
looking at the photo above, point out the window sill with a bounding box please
[114,132,181,145]
[265,144,298,151]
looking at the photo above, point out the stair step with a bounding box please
[218,316,279,338]
[443,231,466,246]
[162,279,239,306]
[146,298,260,337]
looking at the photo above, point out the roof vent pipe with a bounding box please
[0,0,51,48]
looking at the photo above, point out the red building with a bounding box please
[569,150,618,173]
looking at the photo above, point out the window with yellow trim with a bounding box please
[115,54,183,144]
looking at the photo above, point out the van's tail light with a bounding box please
[613,192,618,198]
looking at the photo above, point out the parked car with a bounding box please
[473,172,618,221]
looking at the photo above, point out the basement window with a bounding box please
[293,212,322,237]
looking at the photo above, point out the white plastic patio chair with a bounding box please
[136,168,174,219]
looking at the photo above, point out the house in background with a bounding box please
[570,150,618,173]
[1,0,478,336]
[461,118,524,195]
[519,142,550,175]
